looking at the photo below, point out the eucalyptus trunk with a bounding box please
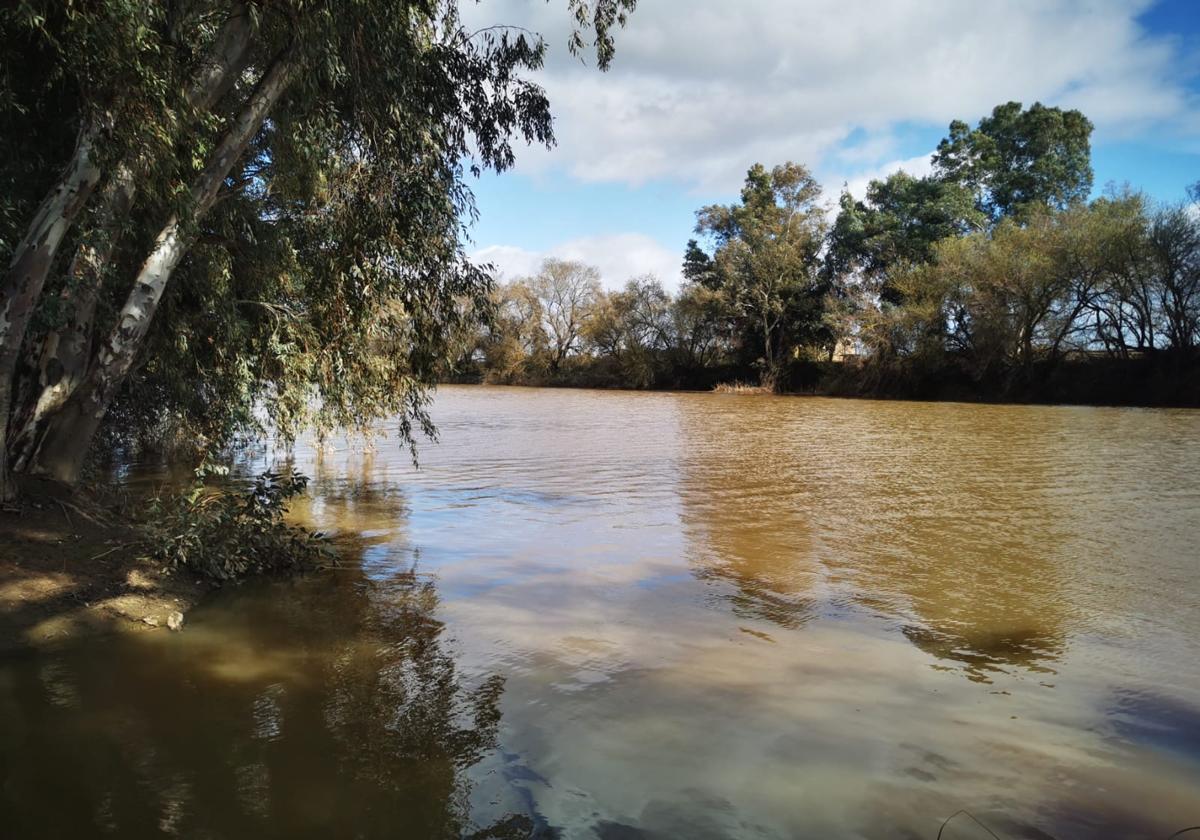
[13,2,258,470]
[11,165,134,473]
[0,125,103,500]
[32,49,297,485]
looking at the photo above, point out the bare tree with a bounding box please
[1148,205,1200,353]
[528,259,602,371]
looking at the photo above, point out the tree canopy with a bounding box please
[693,162,829,385]
[933,101,1094,220]
[0,0,637,498]
[825,171,982,304]
[459,103,1195,404]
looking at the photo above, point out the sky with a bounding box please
[462,0,1200,290]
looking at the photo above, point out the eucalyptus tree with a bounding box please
[824,101,1095,367]
[0,0,637,498]
[0,0,195,496]
[825,172,982,304]
[827,101,1092,313]
[933,101,1094,221]
[694,162,828,387]
[682,239,719,289]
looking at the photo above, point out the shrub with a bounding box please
[142,469,332,580]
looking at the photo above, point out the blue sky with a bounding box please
[464,0,1200,289]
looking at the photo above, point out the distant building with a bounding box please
[832,337,862,362]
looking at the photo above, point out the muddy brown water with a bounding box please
[2,386,1199,838]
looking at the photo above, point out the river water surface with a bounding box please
[2,386,1199,838]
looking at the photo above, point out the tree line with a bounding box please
[459,102,1200,404]
[2,10,1195,508]
[0,0,635,501]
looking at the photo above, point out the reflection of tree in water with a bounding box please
[839,405,1083,683]
[682,481,819,632]
[861,519,1075,684]
[675,400,822,632]
[691,557,816,631]
[852,485,1072,683]
[842,485,1074,683]
[0,538,532,839]
[306,559,507,835]
[291,445,414,539]
[901,623,1062,684]
[674,397,1076,681]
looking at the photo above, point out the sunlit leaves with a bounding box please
[7,0,633,465]
[933,101,1094,221]
[693,162,830,383]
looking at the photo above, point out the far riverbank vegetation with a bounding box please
[453,102,1199,407]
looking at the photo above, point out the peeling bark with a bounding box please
[0,125,103,500]
[183,2,257,112]
[33,49,298,485]
[12,3,259,471]
[11,166,135,472]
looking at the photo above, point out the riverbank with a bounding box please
[452,352,1200,408]
[0,477,210,653]
[803,353,1200,408]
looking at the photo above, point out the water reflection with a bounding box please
[676,396,1076,682]
[3,388,1200,839]
[678,397,820,632]
[0,533,522,838]
[1106,687,1200,763]
[900,624,1059,683]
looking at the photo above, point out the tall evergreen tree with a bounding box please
[0,0,637,497]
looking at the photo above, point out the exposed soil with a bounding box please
[0,476,211,653]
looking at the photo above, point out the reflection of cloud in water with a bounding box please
[1106,687,1200,762]
[52,387,1200,838]
[594,787,773,840]
[424,389,1200,837]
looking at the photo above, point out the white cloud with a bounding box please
[838,153,937,204]
[472,233,683,290]
[465,0,1196,192]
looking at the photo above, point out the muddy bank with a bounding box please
[0,477,211,653]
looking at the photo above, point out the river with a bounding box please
[2,385,1198,838]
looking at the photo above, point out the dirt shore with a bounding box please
[0,476,211,653]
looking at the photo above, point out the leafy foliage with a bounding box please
[0,1,639,498]
[582,276,673,387]
[933,101,1094,220]
[694,162,830,384]
[848,194,1200,387]
[141,468,332,580]
[460,257,740,390]
[461,101,1196,404]
[825,172,983,304]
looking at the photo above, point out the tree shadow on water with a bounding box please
[0,535,535,839]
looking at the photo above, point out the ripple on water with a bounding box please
[2,386,1198,838]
